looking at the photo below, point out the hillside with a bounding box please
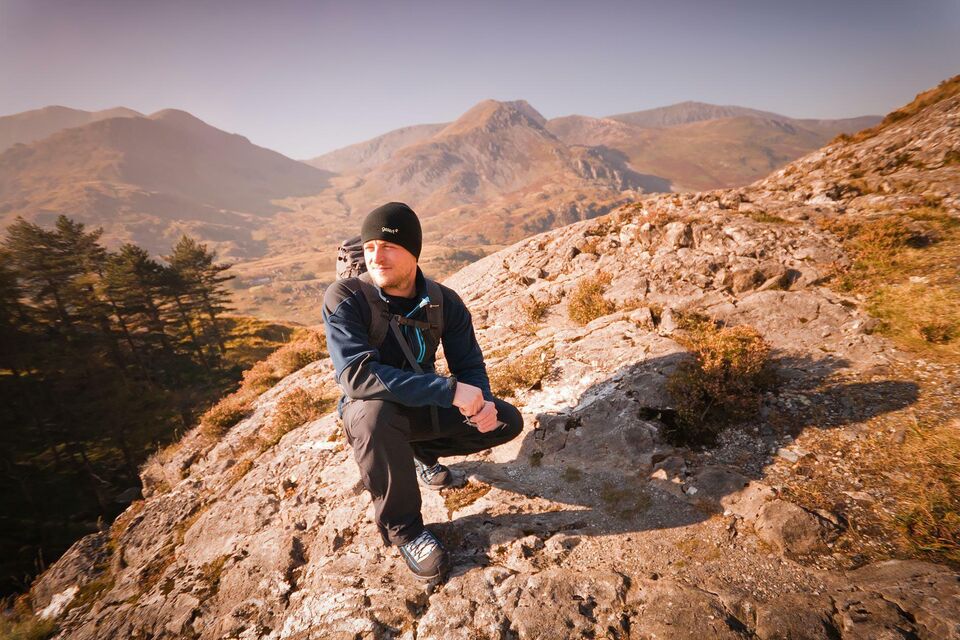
[0,99,877,325]
[235,99,876,323]
[547,109,882,191]
[305,123,447,174]
[0,110,332,259]
[15,76,960,639]
[0,105,142,153]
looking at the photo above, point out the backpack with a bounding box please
[335,235,445,368]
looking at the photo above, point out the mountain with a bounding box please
[22,75,960,639]
[607,100,785,127]
[305,122,447,174]
[0,109,332,258]
[342,99,648,211]
[227,99,654,321]
[0,105,142,153]
[193,98,881,322]
[547,108,882,191]
[0,98,880,324]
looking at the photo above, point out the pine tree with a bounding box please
[166,235,234,357]
[0,257,31,376]
[102,244,181,365]
[2,217,79,335]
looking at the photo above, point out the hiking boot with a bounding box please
[414,458,462,490]
[398,528,449,581]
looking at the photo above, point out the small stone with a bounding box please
[777,448,800,463]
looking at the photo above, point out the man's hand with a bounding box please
[453,381,484,417]
[469,401,500,433]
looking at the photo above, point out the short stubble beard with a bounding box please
[371,264,415,294]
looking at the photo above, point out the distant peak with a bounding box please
[439,99,547,136]
[148,108,208,126]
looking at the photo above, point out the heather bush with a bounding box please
[666,322,773,445]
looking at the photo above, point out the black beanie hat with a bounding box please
[360,202,422,260]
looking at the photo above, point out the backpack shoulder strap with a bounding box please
[355,272,390,349]
[424,279,444,342]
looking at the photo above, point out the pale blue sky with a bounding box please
[1,0,958,159]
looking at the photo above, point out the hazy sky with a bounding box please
[2,0,958,159]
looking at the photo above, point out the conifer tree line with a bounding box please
[0,214,235,596]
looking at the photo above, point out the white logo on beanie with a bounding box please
[382,227,398,234]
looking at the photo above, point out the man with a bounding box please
[322,202,524,581]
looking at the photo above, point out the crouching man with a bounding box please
[322,202,523,581]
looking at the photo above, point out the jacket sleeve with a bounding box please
[440,286,494,402]
[322,281,457,407]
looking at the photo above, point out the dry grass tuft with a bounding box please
[241,329,327,394]
[225,457,255,488]
[819,207,960,362]
[567,272,616,325]
[198,392,253,439]
[197,328,329,442]
[488,346,554,399]
[442,480,491,518]
[893,420,960,564]
[259,388,337,452]
[520,295,552,323]
[745,210,793,224]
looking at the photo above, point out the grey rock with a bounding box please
[754,594,840,640]
[732,267,766,293]
[663,221,694,248]
[509,569,628,640]
[754,499,841,555]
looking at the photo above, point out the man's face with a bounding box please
[363,239,417,290]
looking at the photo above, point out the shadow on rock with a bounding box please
[435,352,919,566]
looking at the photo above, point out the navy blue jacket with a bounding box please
[322,267,494,415]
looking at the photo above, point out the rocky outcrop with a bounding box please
[27,79,960,638]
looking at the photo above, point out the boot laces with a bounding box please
[416,459,443,482]
[404,529,441,562]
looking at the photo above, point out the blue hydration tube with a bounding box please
[404,296,430,363]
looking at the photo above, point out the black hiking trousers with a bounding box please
[339,396,523,546]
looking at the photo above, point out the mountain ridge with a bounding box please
[0,97,881,323]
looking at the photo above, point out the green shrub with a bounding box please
[567,273,616,325]
[666,323,773,445]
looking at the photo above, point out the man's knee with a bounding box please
[343,399,408,442]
